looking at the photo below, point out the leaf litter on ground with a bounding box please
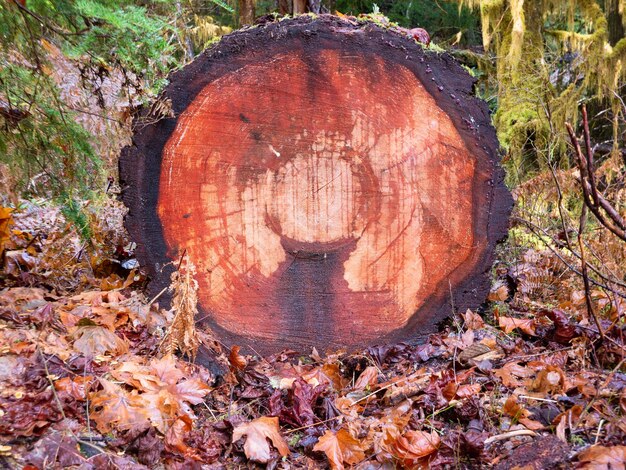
[0,202,625,468]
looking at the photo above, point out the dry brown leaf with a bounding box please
[54,376,94,401]
[498,316,537,335]
[503,395,529,420]
[112,361,164,392]
[494,362,534,388]
[488,281,509,301]
[229,345,247,371]
[72,324,128,356]
[165,418,201,460]
[462,309,485,329]
[577,445,626,469]
[529,365,566,396]
[0,207,13,253]
[149,355,186,385]
[519,417,545,430]
[313,429,367,470]
[303,363,348,389]
[353,366,379,391]
[393,430,440,466]
[232,416,289,463]
[90,379,149,433]
[455,383,482,398]
[106,355,210,433]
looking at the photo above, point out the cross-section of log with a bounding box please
[120,16,512,352]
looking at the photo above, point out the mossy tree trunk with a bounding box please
[238,0,256,25]
[493,0,548,182]
[606,0,625,46]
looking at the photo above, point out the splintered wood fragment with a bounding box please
[120,15,512,353]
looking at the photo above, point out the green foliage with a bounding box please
[461,0,626,185]
[334,0,481,45]
[0,0,186,236]
[61,196,92,240]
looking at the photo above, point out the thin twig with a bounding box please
[565,112,626,241]
[484,430,537,445]
[513,217,626,293]
[578,204,604,340]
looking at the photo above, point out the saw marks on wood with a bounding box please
[157,49,476,346]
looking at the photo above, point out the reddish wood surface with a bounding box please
[120,16,512,352]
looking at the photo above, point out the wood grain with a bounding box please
[120,16,512,352]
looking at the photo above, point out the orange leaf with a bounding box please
[165,418,201,460]
[353,366,379,391]
[519,417,545,430]
[141,379,210,433]
[456,383,481,398]
[302,363,348,389]
[530,365,566,396]
[313,429,367,470]
[578,445,626,469]
[0,206,13,253]
[232,416,289,463]
[111,361,164,392]
[393,430,440,466]
[229,345,247,371]
[494,362,534,388]
[462,309,485,330]
[149,355,186,385]
[503,395,529,420]
[54,376,94,401]
[90,379,149,433]
[72,325,128,356]
[498,316,537,336]
[488,282,509,302]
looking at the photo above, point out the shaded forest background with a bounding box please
[1,0,625,214]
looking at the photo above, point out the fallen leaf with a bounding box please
[455,383,482,398]
[499,316,537,336]
[313,428,367,470]
[488,281,509,302]
[529,365,566,396]
[353,366,379,391]
[302,363,347,389]
[72,324,128,356]
[232,416,289,463]
[269,378,323,427]
[393,430,440,466]
[503,395,529,420]
[54,376,94,401]
[229,345,247,371]
[0,207,13,253]
[541,309,578,344]
[89,379,149,433]
[462,309,485,330]
[494,362,534,388]
[165,418,201,460]
[149,355,186,386]
[577,445,626,469]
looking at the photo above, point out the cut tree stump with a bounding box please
[120,15,512,353]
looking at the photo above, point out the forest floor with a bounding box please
[0,189,625,469]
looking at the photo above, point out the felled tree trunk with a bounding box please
[120,16,512,353]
